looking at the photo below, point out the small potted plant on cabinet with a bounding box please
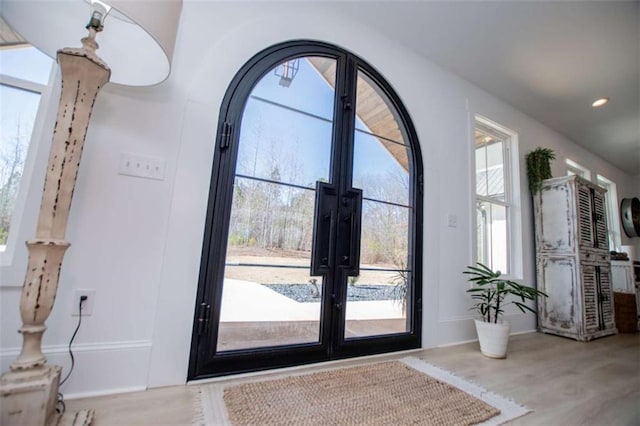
[464,263,547,358]
[525,147,555,194]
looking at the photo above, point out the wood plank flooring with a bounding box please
[65,332,640,425]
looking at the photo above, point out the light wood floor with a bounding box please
[65,332,640,425]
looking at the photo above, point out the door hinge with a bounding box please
[220,122,232,150]
[197,302,211,335]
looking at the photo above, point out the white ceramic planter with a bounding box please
[474,319,510,358]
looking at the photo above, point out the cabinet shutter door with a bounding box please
[598,265,615,329]
[577,183,593,248]
[581,264,600,333]
[593,192,608,250]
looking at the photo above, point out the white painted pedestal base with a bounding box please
[0,365,61,425]
[0,364,94,426]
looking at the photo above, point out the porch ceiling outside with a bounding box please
[309,57,409,172]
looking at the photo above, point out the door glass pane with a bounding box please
[354,71,406,145]
[360,200,410,269]
[352,131,409,205]
[347,200,411,338]
[344,270,411,338]
[216,57,336,352]
[348,69,413,339]
[236,57,336,188]
[218,267,324,352]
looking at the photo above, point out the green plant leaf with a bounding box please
[464,262,548,322]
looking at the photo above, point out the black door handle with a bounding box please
[311,182,338,276]
[311,182,362,277]
[338,188,362,276]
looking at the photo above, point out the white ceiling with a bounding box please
[336,1,640,175]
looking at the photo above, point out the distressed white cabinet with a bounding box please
[611,260,635,293]
[534,175,616,341]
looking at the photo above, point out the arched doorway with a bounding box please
[189,41,423,379]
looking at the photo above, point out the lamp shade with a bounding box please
[1,0,182,86]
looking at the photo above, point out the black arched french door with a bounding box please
[189,41,423,379]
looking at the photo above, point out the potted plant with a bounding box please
[464,263,547,358]
[525,147,555,194]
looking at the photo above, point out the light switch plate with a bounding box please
[118,152,166,180]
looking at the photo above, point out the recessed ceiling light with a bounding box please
[592,97,609,107]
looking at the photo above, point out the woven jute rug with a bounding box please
[193,357,531,426]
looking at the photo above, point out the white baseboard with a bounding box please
[0,340,152,397]
[437,338,479,348]
[511,329,537,336]
[437,329,537,348]
[63,385,148,400]
[436,314,538,346]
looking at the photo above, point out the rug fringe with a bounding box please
[190,386,206,426]
[196,384,231,426]
[401,357,532,425]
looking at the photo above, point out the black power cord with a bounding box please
[56,295,87,414]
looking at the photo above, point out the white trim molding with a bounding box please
[565,158,592,181]
[0,340,153,398]
[0,340,152,358]
[596,174,622,251]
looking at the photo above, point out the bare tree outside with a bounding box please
[0,47,52,248]
[227,164,409,269]
[228,114,316,255]
[0,119,33,246]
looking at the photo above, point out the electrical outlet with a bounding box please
[447,214,457,228]
[73,289,96,316]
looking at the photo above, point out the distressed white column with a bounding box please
[1,29,109,426]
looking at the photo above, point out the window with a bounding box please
[596,174,621,250]
[566,159,591,181]
[0,46,53,250]
[474,117,521,276]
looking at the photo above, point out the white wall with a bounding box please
[1,2,638,396]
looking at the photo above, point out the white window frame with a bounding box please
[0,50,55,265]
[565,158,592,181]
[472,115,523,279]
[596,174,621,251]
